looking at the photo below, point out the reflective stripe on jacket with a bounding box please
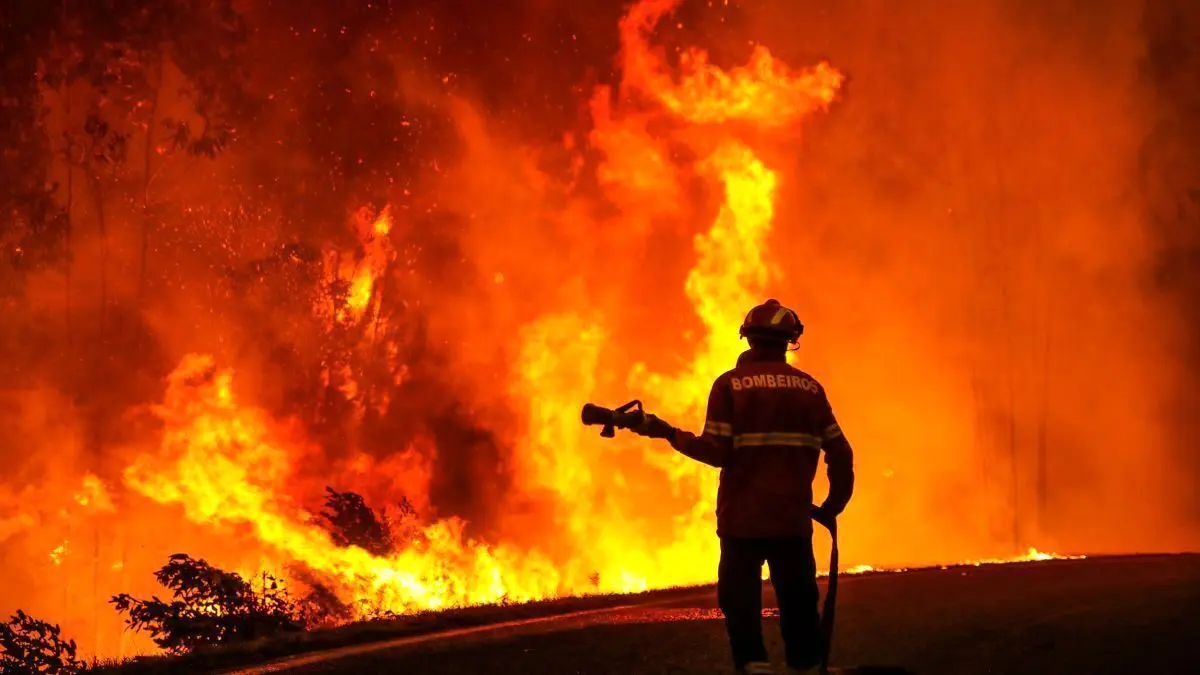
[670,348,854,538]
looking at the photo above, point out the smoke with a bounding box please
[731,0,1200,556]
[1,0,1198,659]
[1141,0,1200,533]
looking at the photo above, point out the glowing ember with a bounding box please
[820,550,1084,578]
[965,548,1086,566]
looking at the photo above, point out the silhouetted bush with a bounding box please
[298,487,405,624]
[111,554,304,655]
[0,610,83,674]
[318,486,393,556]
[291,571,355,628]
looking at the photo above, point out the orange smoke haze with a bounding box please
[1,0,1197,660]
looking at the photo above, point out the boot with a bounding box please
[739,662,776,674]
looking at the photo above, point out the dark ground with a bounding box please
[231,554,1199,675]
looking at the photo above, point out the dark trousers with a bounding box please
[717,535,821,669]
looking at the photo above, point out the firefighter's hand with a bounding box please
[633,413,676,440]
[810,504,837,529]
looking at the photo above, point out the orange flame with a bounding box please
[327,207,396,327]
[48,541,67,566]
[620,0,843,126]
[123,355,567,614]
[7,3,1181,663]
[106,0,851,618]
[123,0,845,625]
[74,474,115,513]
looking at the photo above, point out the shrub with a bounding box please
[111,554,304,655]
[300,487,403,624]
[318,487,393,556]
[0,610,84,675]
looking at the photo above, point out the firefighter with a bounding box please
[631,299,855,675]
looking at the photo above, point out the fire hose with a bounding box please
[816,511,838,673]
[581,401,841,673]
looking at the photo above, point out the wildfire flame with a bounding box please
[965,548,1086,566]
[620,0,843,125]
[5,1,1108,659]
[111,0,850,617]
[124,355,565,613]
[325,207,397,328]
[49,541,67,566]
[74,474,115,513]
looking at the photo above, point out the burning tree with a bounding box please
[298,488,425,624]
[318,487,394,557]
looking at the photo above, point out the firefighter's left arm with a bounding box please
[668,377,734,468]
[818,395,855,516]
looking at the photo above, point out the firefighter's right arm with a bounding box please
[819,396,855,516]
[669,377,734,468]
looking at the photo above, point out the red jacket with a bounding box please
[670,349,855,538]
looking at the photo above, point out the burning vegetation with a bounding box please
[1,0,1198,665]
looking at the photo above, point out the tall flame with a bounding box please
[620,0,843,126]
[112,0,847,617]
[49,0,848,635]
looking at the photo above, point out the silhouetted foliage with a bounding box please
[319,487,393,557]
[295,490,428,625]
[0,610,83,675]
[110,554,304,655]
[38,0,252,145]
[291,572,355,628]
[387,495,424,544]
[0,4,68,296]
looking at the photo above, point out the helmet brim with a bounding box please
[739,326,802,341]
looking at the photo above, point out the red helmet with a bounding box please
[739,299,804,343]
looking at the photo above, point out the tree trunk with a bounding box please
[65,117,74,347]
[58,0,76,626]
[89,169,108,653]
[90,173,108,340]
[986,83,1021,554]
[139,49,165,305]
[1035,249,1053,542]
[993,175,1020,553]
